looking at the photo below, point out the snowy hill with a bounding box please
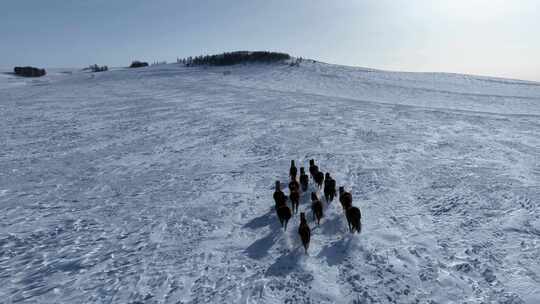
[1,61,539,303]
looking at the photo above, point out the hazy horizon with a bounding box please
[1,0,539,81]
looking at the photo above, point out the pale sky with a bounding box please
[1,0,539,81]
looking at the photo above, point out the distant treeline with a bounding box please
[84,64,108,73]
[14,66,46,77]
[130,61,149,68]
[177,51,291,66]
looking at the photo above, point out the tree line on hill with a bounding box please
[84,64,108,72]
[129,61,149,68]
[10,51,296,78]
[13,66,46,77]
[177,51,291,66]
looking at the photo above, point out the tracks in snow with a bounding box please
[1,64,539,303]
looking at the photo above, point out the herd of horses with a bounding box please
[272,159,362,254]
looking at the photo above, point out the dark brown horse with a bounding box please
[345,206,362,234]
[273,181,287,207]
[289,160,298,181]
[309,159,319,179]
[290,188,300,214]
[298,212,311,253]
[299,167,309,192]
[289,179,300,193]
[324,173,336,203]
[314,171,324,189]
[276,204,292,230]
[311,192,323,225]
[339,186,352,211]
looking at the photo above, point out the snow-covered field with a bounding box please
[1,61,539,303]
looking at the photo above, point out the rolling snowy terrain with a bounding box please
[1,61,539,303]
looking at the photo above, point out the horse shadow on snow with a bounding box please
[244,208,282,260]
[244,207,304,276]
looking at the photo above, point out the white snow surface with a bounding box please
[1,61,539,303]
